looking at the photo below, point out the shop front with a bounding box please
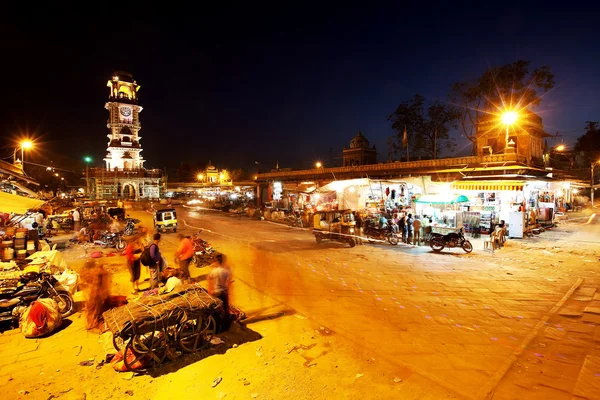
[413,194,468,234]
[451,179,578,238]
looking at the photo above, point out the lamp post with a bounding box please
[315,161,322,169]
[501,111,518,152]
[84,156,92,199]
[592,160,600,207]
[13,140,33,169]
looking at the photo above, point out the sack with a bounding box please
[20,298,62,338]
[140,245,154,266]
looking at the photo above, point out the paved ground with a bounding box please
[1,206,599,399]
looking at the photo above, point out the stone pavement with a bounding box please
[186,209,600,399]
[492,278,600,399]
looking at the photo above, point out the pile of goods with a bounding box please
[103,284,224,371]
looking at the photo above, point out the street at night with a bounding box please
[1,206,600,399]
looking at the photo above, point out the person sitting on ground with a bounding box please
[161,268,185,294]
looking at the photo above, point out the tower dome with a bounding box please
[349,129,370,149]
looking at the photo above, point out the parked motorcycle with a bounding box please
[430,228,473,253]
[0,272,75,326]
[190,231,214,265]
[363,221,400,245]
[94,231,127,251]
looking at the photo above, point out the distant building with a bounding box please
[198,161,232,186]
[88,72,163,200]
[476,111,550,165]
[342,130,377,166]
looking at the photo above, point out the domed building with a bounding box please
[342,130,377,167]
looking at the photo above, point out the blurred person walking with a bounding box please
[174,233,194,281]
[207,254,232,330]
[148,233,162,289]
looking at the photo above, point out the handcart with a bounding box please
[103,284,223,371]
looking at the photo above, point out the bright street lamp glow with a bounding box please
[21,141,33,149]
[315,161,322,168]
[84,156,92,163]
[501,111,518,125]
[197,174,204,180]
[555,145,565,152]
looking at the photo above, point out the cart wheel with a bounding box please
[315,234,322,244]
[347,238,356,248]
[178,315,216,353]
[388,234,399,246]
[124,331,168,370]
[113,333,126,352]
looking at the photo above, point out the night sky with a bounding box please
[1,5,599,175]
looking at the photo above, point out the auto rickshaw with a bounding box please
[312,210,356,247]
[153,208,178,233]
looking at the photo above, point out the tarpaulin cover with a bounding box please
[103,284,222,338]
[0,191,44,214]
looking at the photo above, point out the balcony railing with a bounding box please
[88,168,162,178]
[257,153,528,179]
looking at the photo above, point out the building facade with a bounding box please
[89,72,163,200]
[342,130,377,167]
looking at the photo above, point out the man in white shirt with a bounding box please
[72,209,81,232]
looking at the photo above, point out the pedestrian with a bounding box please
[398,212,407,243]
[406,213,414,244]
[125,236,141,294]
[72,208,81,232]
[354,211,363,244]
[148,233,162,289]
[207,254,232,331]
[175,233,194,282]
[412,216,422,246]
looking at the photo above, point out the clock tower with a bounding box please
[104,71,145,170]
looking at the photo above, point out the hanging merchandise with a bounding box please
[400,185,405,197]
[385,187,390,197]
[391,189,396,199]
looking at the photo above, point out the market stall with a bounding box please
[414,194,468,234]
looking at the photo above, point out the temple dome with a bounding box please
[349,130,370,149]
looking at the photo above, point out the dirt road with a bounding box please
[1,207,599,400]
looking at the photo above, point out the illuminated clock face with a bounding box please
[120,107,132,117]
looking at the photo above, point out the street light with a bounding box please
[555,144,565,152]
[315,161,322,169]
[13,140,33,168]
[501,111,519,151]
[197,173,204,181]
[84,156,92,198]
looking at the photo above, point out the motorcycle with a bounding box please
[94,231,127,251]
[0,271,75,326]
[190,231,214,265]
[363,221,400,245]
[124,217,140,236]
[430,228,473,253]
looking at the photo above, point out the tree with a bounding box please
[449,60,555,154]
[230,168,245,182]
[387,94,458,159]
[575,121,600,162]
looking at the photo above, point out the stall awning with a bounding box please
[414,194,469,204]
[452,181,525,192]
[0,191,45,214]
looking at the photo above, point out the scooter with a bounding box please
[94,231,127,251]
[430,228,473,253]
[0,272,74,326]
[363,221,400,245]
